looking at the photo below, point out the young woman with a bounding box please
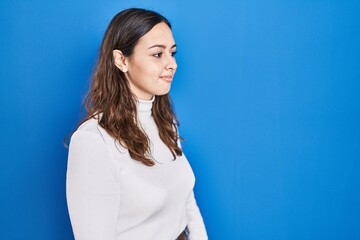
[66,8,208,240]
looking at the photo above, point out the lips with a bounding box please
[159,75,173,82]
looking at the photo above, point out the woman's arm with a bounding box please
[66,130,121,240]
[186,190,208,240]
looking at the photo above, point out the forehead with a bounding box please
[136,22,175,49]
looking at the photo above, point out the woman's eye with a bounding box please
[153,53,163,58]
[152,51,177,58]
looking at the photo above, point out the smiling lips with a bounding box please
[159,75,173,82]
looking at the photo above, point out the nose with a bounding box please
[165,54,177,71]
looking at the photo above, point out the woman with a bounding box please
[66,8,208,240]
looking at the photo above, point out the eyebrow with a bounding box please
[148,44,177,49]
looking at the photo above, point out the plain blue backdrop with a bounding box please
[1,0,359,239]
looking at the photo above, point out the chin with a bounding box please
[155,87,171,96]
[155,92,170,97]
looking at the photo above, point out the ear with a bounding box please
[113,49,129,72]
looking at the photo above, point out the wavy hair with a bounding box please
[79,8,182,166]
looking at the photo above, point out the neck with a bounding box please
[137,96,155,123]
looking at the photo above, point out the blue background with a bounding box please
[1,0,359,239]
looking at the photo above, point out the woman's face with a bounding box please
[121,22,177,100]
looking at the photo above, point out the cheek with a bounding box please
[137,62,163,79]
[133,58,157,73]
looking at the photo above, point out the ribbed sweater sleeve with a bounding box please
[66,130,121,240]
[186,191,208,239]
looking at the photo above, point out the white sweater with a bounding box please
[66,97,208,240]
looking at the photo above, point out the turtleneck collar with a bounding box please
[137,96,155,123]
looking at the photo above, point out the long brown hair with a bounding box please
[79,8,182,166]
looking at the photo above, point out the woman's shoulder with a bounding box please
[71,116,110,144]
[68,116,124,172]
[76,117,100,134]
